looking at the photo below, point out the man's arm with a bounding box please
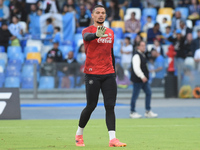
[83,32,98,41]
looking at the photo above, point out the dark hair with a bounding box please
[125,37,131,41]
[131,12,136,16]
[46,18,52,23]
[137,40,144,47]
[92,5,106,13]
[166,26,171,29]
[154,22,160,27]
[78,44,84,53]
[163,17,167,21]
[55,26,60,31]
[147,15,152,18]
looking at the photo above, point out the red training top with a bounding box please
[82,25,115,75]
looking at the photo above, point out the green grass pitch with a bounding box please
[0,118,200,150]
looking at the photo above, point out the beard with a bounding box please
[97,21,104,24]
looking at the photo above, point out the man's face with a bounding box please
[138,42,146,53]
[68,51,74,59]
[92,7,106,24]
[2,24,7,30]
[53,43,59,49]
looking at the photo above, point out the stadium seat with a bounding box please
[156,14,172,26]
[0,72,5,87]
[7,46,22,58]
[124,8,141,21]
[9,52,24,64]
[111,21,125,32]
[113,43,121,57]
[147,44,154,52]
[104,21,110,28]
[140,32,147,41]
[111,27,123,39]
[186,20,193,28]
[142,8,157,21]
[195,20,200,26]
[4,77,20,88]
[119,8,124,20]
[8,59,22,71]
[22,65,34,78]
[0,52,7,64]
[0,59,5,72]
[5,69,21,78]
[59,45,73,59]
[25,59,39,65]
[123,33,137,41]
[39,76,55,89]
[76,27,85,33]
[21,77,34,89]
[19,21,27,33]
[24,46,39,58]
[0,46,5,52]
[158,7,174,18]
[175,7,189,19]
[27,52,41,64]
[26,39,43,52]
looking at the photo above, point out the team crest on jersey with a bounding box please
[109,33,112,36]
[89,80,93,84]
[97,37,112,43]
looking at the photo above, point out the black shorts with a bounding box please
[85,73,117,106]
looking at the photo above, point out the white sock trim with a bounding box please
[76,126,84,135]
[108,130,116,140]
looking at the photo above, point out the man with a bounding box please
[147,23,162,44]
[130,41,158,118]
[150,49,166,87]
[171,11,185,31]
[75,5,126,147]
[179,19,192,38]
[46,42,63,62]
[193,29,200,54]
[125,12,141,33]
[76,4,91,27]
[0,22,16,52]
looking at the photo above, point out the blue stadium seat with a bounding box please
[0,59,6,72]
[123,33,137,41]
[24,46,39,58]
[21,77,34,89]
[7,46,22,58]
[175,7,189,19]
[25,59,39,65]
[0,72,5,87]
[76,27,86,33]
[195,20,200,26]
[5,69,21,78]
[59,45,74,59]
[0,46,5,52]
[9,52,24,64]
[113,44,121,58]
[111,27,123,39]
[142,8,157,20]
[73,33,83,46]
[4,77,20,88]
[21,65,34,78]
[8,59,22,71]
[39,76,55,89]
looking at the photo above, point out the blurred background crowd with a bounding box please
[0,0,200,91]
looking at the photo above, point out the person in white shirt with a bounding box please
[8,16,23,38]
[194,48,200,72]
[120,37,133,74]
[143,16,154,33]
[160,17,168,33]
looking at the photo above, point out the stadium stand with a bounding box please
[39,76,55,89]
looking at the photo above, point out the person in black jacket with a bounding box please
[130,41,158,119]
[106,0,120,24]
[46,42,63,62]
[193,29,200,54]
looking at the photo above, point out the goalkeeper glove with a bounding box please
[96,26,108,38]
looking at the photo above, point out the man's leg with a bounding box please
[130,83,142,112]
[101,74,126,147]
[76,74,101,146]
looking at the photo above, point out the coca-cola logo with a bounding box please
[97,37,112,43]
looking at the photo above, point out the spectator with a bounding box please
[116,63,131,88]
[96,0,106,6]
[193,29,200,52]
[120,37,133,73]
[86,1,93,13]
[25,0,38,14]
[179,19,192,38]
[168,29,186,73]
[0,0,9,22]
[52,26,61,45]
[106,0,120,24]
[164,0,174,9]
[144,0,160,9]
[160,17,168,33]
[29,4,37,16]
[147,23,162,44]
[8,16,23,46]
[194,48,200,72]
[77,44,86,64]
[76,4,91,27]
[184,33,195,57]
[47,42,63,62]
[118,0,128,14]
[129,0,141,8]
[0,22,16,52]
[44,18,54,45]
[171,11,185,31]
[10,0,26,22]
[143,16,154,33]
[133,34,143,54]
[40,55,57,76]
[62,0,77,11]
[188,0,200,22]
[162,26,172,45]
[43,0,59,13]
[150,49,166,87]
[151,39,164,56]
[125,12,141,33]
[62,4,68,15]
